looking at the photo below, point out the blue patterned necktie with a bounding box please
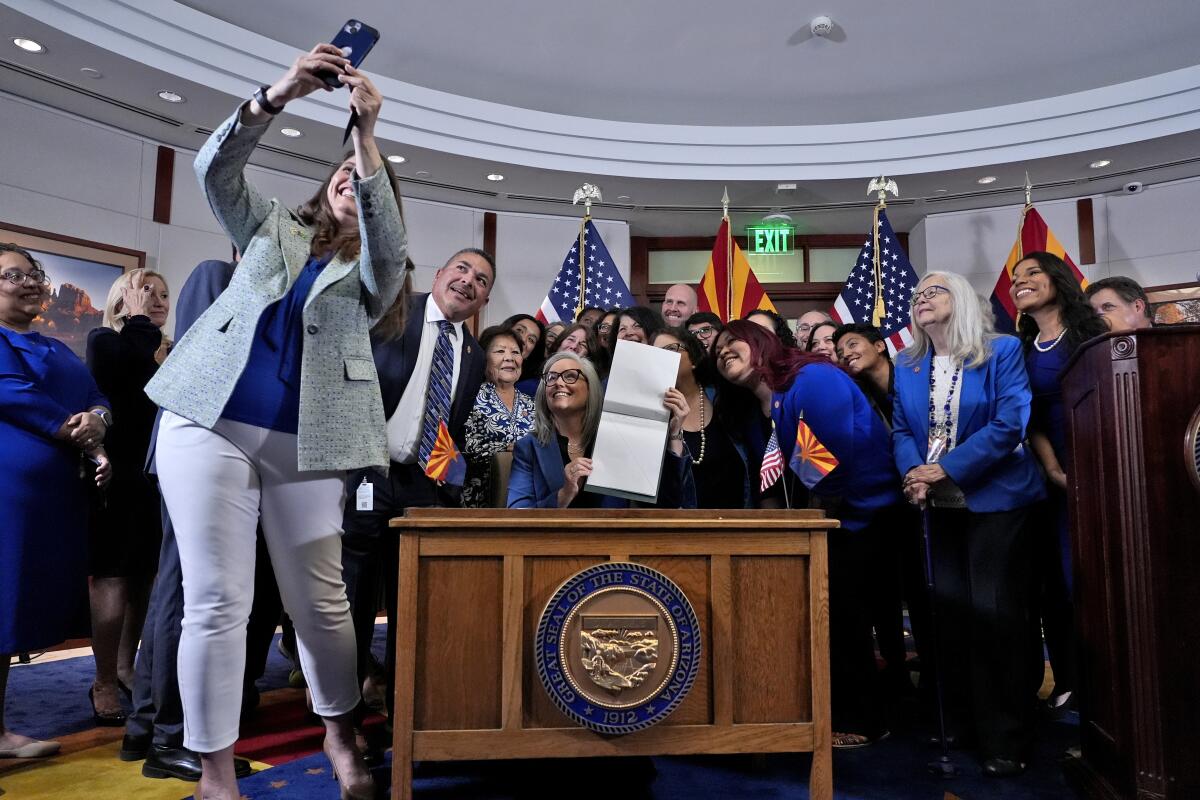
[419,320,455,470]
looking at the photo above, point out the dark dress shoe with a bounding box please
[118,732,151,762]
[982,757,1027,777]
[141,745,253,781]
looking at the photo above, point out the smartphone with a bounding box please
[320,19,380,89]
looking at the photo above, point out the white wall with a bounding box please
[912,176,1200,298]
[490,212,630,327]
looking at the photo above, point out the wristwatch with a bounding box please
[253,85,283,116]
[669,430,685,441]
[91,408,113,428]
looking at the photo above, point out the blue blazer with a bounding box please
[771,361,903,531]
[507,433,697,509]
[893,335,1046,513]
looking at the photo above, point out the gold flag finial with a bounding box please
[867,176,899,208]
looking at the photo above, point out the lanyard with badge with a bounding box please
[926,357,962,464]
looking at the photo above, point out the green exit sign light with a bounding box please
[746,224,795,255]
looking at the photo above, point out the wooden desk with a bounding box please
[388,508,835,799]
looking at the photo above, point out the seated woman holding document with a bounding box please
[506,351,696,509]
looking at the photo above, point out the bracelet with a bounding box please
[253,85,283,116]
[669,430,685,441]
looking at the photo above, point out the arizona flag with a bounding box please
[697,218,776,323]
[788,412,839,489]
[423,419,466,486]
[990,205,1088,333]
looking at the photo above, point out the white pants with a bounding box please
[156,411,359,752]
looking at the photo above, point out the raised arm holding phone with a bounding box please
[143,29,404,800]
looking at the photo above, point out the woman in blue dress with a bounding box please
[462,326,535,507]
[0,243,111,758]
[1009,251,1107,711]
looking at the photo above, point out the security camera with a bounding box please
[1123,181,1144,194]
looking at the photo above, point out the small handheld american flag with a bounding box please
[760,424,785,493]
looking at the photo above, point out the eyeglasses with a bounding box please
[543,368,586,386]
[910,285,950,306]
[658,342,685,353]
[597,323,612,334]
[689,326,715,338]
[1,268,49,286]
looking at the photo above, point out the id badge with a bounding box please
[355,478,374,511]
[926,434,947,465]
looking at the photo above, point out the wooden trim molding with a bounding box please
[1076,198,1095,265]
[153,146,175,225]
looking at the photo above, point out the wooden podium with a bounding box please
[1060,327,1200,799]
[388,508,835,800]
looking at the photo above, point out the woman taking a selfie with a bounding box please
[144,43,407,800]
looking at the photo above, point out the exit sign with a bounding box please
[746,224,795,255]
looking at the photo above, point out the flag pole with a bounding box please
[722,186,733,323]
[867,177,899,327]
[1017,172,1033,260]
[572,183,603,320]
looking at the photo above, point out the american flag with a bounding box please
[830,209,919,355]
[760,425,784,493]
[536,220,635,324]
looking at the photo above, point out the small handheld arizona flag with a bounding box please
[424,419,466,486]
[789,412,839,489]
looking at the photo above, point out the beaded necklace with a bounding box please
[1033,328,1067,352]
[688,392,707,465]
[927,355,962,462]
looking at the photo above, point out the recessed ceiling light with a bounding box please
[617,194,631,201]
[279,127,303,138]
[976,176,998,185]
[79,67,103,79]
[934,188,948,194]
[386,154,406,164]
[156,90,185,104]
[414,170,431,178]
[1089,159,1111,169]
[486,173,505,182]
[12,38,45,53]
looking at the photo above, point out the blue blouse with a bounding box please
[1024,343,1071,464]
[222,254,329,433]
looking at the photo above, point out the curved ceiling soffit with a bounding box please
[28,0,1200,180]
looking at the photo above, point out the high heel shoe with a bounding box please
[89,685,127,727]
[324,742,375,800]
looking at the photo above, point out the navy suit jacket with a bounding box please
[372,292,484,463]
[893,335,1046,513]
[506,433,697,509]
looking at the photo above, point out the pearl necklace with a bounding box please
[687,391,707,465]
[1033,328,1067,352]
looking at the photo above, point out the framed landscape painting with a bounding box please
[1,221,144,357]
[1146,281,1200,326]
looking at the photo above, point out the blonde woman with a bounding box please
[85,268,171,724]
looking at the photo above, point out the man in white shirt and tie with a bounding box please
[341,248,494,722]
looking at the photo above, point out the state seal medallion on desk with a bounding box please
[535,562,701,734]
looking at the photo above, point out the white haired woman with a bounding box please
[506,352,696,508]
[893,271,1045,778]
[85,268,171,725]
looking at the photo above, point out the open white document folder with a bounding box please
[585,339,680,504]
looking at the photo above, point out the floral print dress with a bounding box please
[462,382,535,507]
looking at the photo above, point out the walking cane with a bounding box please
[920,502,957,777]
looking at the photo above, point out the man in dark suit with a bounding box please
[121,256,267,781]
[342,247,494,717]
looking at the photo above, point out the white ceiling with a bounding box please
[2,0,1200,235]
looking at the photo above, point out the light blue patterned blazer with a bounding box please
[145,104,408,471]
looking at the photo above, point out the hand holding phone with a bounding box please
[320,20,380,89]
